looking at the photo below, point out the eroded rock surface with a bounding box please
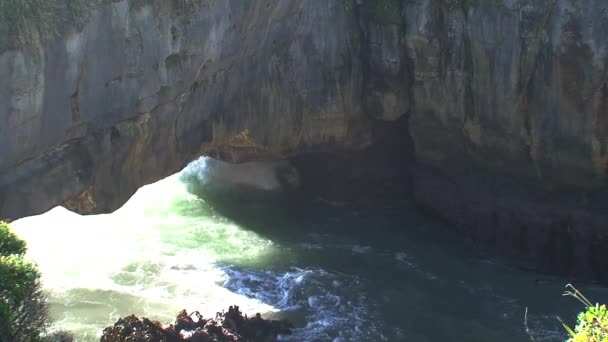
[1,0,607,280]
[0,0,370,217]
[100,306,292,342]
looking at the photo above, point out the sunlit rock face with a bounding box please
[0,1,370,218]
[1,0,608,280]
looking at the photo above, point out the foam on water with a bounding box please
[11,159,280,340]
[221,266,385,341]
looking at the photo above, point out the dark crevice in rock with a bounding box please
[515,0,557,149]
[353,0,410,121]
[290,115,414,207]
[352,1,373,119]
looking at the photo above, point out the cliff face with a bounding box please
[1,0,607,280]
[0,1,368,215]
[401,0,608,279]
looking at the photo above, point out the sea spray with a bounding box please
[181,156,299,192]
[12,168,281,340]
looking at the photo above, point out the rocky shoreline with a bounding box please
[100,306,293,342]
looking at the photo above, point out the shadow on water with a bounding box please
[179,158,608,342]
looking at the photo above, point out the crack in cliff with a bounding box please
[513,0,557,179]
[592,58,608,178]
[515,0,557,145]
[71,54,87,125]
[351,1,371,119]
[171,57,210,158]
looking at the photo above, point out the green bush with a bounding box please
[0,0,200,51]
[567,304,608,342]
[0,221,49,342]
[0,0,103,51]
[0,221,26,256]
[560,284,608,342]
[0,0,59,50]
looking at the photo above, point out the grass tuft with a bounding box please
[559,284,608,342]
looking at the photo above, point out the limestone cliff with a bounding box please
[403,0,608,281]
[1,0,607,280]
[0,0,368,216]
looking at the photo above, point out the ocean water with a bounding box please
[12,157,608,341]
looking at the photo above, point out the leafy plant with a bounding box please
[558,284,608,342]
[0,221,49,342]
[0,221,26,257]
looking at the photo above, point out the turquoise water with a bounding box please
[12,157,608,341]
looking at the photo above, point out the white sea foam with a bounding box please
[12,168,279,340]
[183,156,298,191]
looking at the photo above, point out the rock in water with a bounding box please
[100,306,292,342]
[100,315,180,342]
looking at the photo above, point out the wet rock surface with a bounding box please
[100,306,292,342]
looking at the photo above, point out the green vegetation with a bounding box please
[0,0,61,50]
[350,0,506,26]
[0,0,103,51]
[0,221,49,341]
[566,305,608,342]
[443,0,481,11]
[129,0,152,12]
[342,0,402,25]
[165,52,189,69]
[559,284,608,342]
[371,0,401,25]
[0,222,26,256]
[0,0,203,50]
[436,0,505,14]
[130,0,199,14]
[66,0,104,29]
[402,0,505,14]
